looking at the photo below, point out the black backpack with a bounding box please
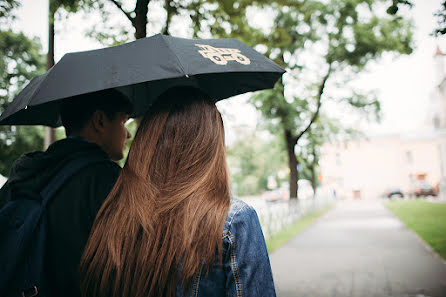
[0,155,108,297]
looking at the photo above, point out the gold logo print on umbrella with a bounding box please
[195,44,251,65]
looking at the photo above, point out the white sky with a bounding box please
[352,0,446,135]
[10,0,446,142]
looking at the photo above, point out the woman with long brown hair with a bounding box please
[80,87,276,297]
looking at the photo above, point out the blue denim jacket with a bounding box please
[177,199,276,297]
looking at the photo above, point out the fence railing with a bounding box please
[248,196,335,239]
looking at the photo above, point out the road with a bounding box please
[269,199,446,297]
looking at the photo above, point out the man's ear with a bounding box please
[91,110,107,134]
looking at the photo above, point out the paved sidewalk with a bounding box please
[269,200,446,297]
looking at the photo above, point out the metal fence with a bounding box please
[252,196,335,239]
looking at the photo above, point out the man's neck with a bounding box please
[69,131,111,160]
[70,130,99,145]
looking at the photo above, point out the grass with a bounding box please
[266,204,334,253]
[386,200,446,260]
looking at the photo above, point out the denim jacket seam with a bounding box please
[191,264,203,297]
[222,232,232,243]
[223,230,242,297]
[226,203,250,230]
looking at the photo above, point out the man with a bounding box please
[0,89,133,297]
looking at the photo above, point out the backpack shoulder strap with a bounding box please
[40,155,110,207]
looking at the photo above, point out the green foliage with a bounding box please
[82,0,133,46]
[196,0,413,197]
[0,30,44,103]
[0,126,44,176]
[51,0,86,14]
[386,0,412,15]
[49,0,90,24]
[347,91,382,121]
[251,85,297,133]
[87,24,132,46]
[246,0,412,142]
[227,129,287,196]
[80,0,155,43]
[192,0,274,45]
[386,200,446,260]
[0,0,19,19]
[434,1,446,36]
[0,30,46,176]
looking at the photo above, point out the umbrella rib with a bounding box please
[25,63,59,108]
[160,35,187,76]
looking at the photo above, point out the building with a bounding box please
[319,46,446,200]
[319,134,441,199]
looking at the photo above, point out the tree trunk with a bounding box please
[47,21,55,70]
[294,65,332,144]
[134,0,149,39]
[311,163,317,195]
[309,140,318,197]
[310,163,317,197]
[162,0,175,35]
[44,3,56,150]
[285,129,298,199]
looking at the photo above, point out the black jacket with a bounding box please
[0,138,121,297]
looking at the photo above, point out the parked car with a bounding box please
[414,183,437,197]
[384,188,404,199]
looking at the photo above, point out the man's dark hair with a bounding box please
[60,89,133,136]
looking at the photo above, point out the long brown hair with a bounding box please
[80,88,231,297]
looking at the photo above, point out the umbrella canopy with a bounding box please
[0,34,285,127]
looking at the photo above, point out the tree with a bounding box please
[82,0,163,45]
[227,127,287,196]
[84,0,260,45]
[192,0,412,198]
[0,1,46,176]
[111,0,150,39]
[296,114,359,195]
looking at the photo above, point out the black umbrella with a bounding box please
[0,34,285,127]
